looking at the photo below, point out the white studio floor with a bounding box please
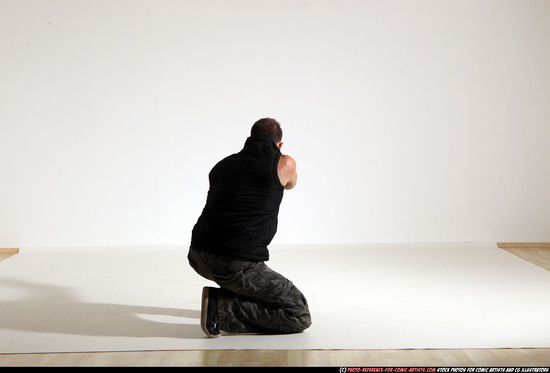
[1,242,549,354]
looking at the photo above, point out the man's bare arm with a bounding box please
[278,155,298,190]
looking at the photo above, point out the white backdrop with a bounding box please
[1,0,550,248]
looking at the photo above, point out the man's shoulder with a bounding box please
[278,155,296,169]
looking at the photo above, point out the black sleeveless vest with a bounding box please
[191,135,284,261]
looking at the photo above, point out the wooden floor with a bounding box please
[1,247,549,367]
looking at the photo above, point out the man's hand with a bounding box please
[278,155,298,190]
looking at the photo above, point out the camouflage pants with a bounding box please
[188,247,311,334]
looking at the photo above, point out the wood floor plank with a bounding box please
[0,251,18,262]
[3,349,550,367]
[501,247,550,272]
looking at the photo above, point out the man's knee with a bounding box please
[287,312,312,333]
[299,308,312,331]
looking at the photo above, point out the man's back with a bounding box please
[190,134,284,261]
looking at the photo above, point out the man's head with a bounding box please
[251,118,283,146]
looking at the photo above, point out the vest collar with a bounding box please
[244,134,281,153]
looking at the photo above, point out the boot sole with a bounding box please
[201,287,221,338]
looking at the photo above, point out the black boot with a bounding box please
[201,287,221,338]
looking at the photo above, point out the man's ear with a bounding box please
[277,142,284,150]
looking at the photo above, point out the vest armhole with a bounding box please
[272,152,284,189]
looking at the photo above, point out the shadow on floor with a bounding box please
[0,277,204,340]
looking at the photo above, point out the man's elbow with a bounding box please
[284,173,298,190]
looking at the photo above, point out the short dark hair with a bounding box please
[251,118,283,143]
